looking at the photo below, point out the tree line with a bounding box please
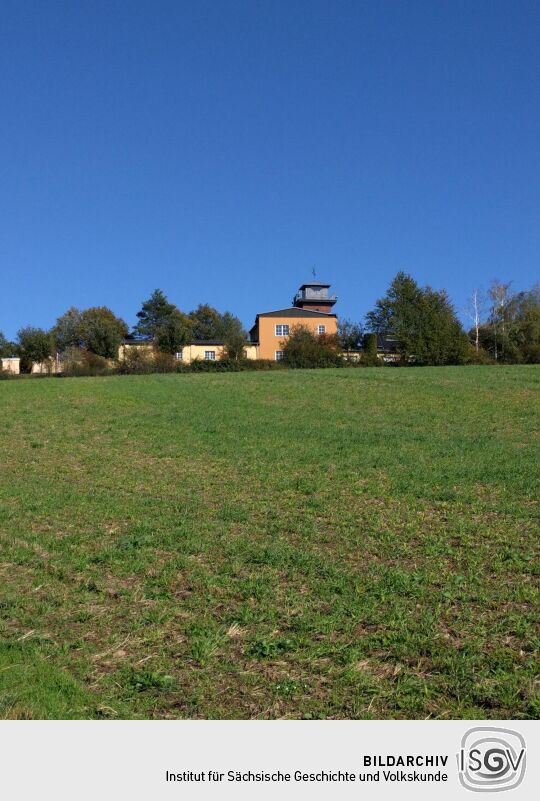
[1,274,539,372]
[0,290,247,372]
[337,272,540,366]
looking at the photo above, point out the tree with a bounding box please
[488,280,513,361]
[362,332,379,365]
[417,288,470,365]
[220,312,247,360]
[474,283,540,363]
[223,329,246,361]
[366,272,424,362]
[188,304,224,340]
[78,307,129,359]
[187,305,246,358]
[53,307,83,351]
[53,306,128,358]
[464,289,485,354]
[496,285,540,363]
[0,331,15,357]
[282,325,342,368]
[134,289,177,338]
[154,309,192,354]
[337,319,363,356]
[16,326,54,372]
[511,286,540,363]
[365,272,470,365]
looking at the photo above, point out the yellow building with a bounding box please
[31,357,61,374]
[175,341,257,363]
[249,281,338,360]
[1,357,20,375]
[120,281,338,364]
[119,340,259,363]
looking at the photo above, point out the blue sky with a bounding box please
[1,0,539,339]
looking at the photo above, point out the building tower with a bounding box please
[293,281,337,314]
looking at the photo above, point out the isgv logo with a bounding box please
[458,727,526,792]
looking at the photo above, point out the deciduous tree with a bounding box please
[53,307,83,351]
[464,289,485,354]
[220,312,247,360]
[188,304,224,341]
[16,326,54,372]
[78,307,129,359]
[480,285,540,363]
[0,331,15,357]
[154,309,192,354]
[282,325,342,368]
[337,319,363,356]
[488,280,513,361]
[188,306,246,359]
[512,286,540,363]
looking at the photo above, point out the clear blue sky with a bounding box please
[1,0,539,339]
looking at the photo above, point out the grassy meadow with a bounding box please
[0,367,538,719]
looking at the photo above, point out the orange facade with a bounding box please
[254,312,338,360]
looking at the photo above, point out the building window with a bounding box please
[275,350,284,361]
[175,350,183,361]
[275,324,290,337]
[318,325,326,334]
[204,351,216,360]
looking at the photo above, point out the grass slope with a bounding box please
[0,367,538,719]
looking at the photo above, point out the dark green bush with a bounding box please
[362,333,380,366]
[180,358,284,373]
[243,358,284,371]
[186,358,243,372]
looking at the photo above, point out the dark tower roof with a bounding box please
[293,281,337,311]
[298,281,331,290]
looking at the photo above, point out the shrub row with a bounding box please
[55,355,385,377]
[52,351,290,377]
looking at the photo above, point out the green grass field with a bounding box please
[0,367,538,719]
